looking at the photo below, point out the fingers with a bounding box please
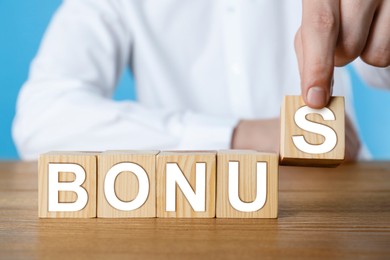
[361,0,390,67]
[296,0,388,109]
[335,0,378,66]
[299,0,340,109]
[231,119,280,153]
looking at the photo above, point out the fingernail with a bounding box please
[307,86,327,108]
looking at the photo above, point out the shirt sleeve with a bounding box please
[353,58,390,90]
[12,0,238,160]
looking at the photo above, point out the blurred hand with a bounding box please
[295,0,390,109]
[231,119,280,153]
[231,116,360,162]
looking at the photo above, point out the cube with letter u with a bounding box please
[216,150,278,218]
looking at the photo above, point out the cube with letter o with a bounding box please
[97,150,158,218]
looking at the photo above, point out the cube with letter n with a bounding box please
[157,151,216,218]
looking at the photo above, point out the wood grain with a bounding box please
[97,150,159,218]
[157,151,216,218]
[1,161,389,259]
[216,150,278,218]
[280,96,345,166]
[38,152,97,218]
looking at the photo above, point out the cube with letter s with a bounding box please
[280,96,345,166]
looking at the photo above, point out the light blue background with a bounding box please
[1,1,389,160]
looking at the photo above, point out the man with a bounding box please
[13,0,390,160]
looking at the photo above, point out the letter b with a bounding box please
[38,152,97,218]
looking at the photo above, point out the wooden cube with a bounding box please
[157,151,216,218]
[97,150,158,218]
[280,96,345,166]
[38,152,97,218]
[216,150,278,218]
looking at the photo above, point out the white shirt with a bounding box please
[13,0,390,160]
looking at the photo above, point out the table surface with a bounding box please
[0,161,389,259]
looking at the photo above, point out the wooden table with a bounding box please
[0,162,389,259]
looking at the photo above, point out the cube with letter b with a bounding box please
[38,152,97,218]
[280,96,345,166]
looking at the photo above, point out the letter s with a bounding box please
[292,106,337,154]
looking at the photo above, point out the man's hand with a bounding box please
[232,116,360,161]
[231,119,280,153]
[295,0,390,109]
